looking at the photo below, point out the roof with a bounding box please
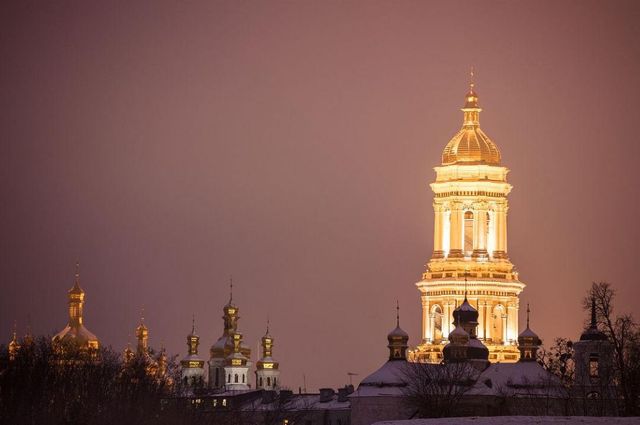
[468,361,564,397]
[518,326,540,339]
[441,88,501,166]
[53,324,99,346]
[388,325,408,338]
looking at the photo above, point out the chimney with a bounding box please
[319,388,334,403]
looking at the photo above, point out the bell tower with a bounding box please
[411,77,525,363]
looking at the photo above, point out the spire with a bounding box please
[462,68,481,124]
[191,314,196,335]
[266,316,270,336]
[526,303,531,328]
[396,300,400,328]
[229,275,233,305]
[464,272,469,301]
[69,261,84,295]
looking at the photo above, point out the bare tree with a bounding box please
[400,361,477,418]
[539,337,575,388]
[583,282,640,416]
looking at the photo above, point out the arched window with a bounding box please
[259,377,263,387]
[492,305,505,344]
[589,354,599,378]
[273,377,277,387]
[464,211,474,255]
[431,305,443,342]
[234,374,239,383]
[242,374,245,383]
[227,374,231,383]
[267,377,271,387]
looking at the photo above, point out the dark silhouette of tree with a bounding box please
[400,361,477,418]
[0,336,178,425]
[584,282,640,416]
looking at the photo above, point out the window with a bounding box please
[227,374,231,383]
[267,377,271,387]
[242,374,245,383]
[234,374,239,383]
[259,377,263,387]
[464,211,474,254]
[589,354,599,378]
[274,377,277,387]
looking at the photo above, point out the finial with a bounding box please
[75,261,80,280]
[140,307,145,324]
[469,66,475,90]
[526,303,530,328]
[266,316,270,335]
[396,300,400,327]
[12,320,17,339]
[591,296,597,328]
[192,313,196,334]
[229,275,233,304]
[464,271,469,301]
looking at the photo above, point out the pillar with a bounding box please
[448,204,463,258]
[477,300,485,339]
[422,296,429,342]
[432,204,444,259]
[472,204,488,258]
[502,314,508,345]
[494,204,508,259]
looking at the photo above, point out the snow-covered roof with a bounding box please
[351,361,409,397]
[373,417,640,425]
[468,361,564,397]
[388,325,409,338]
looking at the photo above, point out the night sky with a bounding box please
[2,1,639,391]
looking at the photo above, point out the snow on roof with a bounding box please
[373,417,640,425]
[351,361,408,397]
[518,327,539,338]
[468,361,564,397]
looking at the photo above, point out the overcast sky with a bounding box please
[2,1,639,391]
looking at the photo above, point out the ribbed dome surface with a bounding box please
[442,127,501,165]
[441,86,502,166]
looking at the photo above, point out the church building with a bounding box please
[411,79,524,363]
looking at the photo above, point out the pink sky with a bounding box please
[2,1,639,391]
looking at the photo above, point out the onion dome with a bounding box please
[387,302,409,361]
[136,314,149,356]
[580,298,607,341]
[52,263,100,351]
[257,321,280,370]
[518,304,542,361]
[441,81,501,166]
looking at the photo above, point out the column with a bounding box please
[507,301,518,343]
[477,300,485,339]
[443,300,450,340]
[448,203,463,258]
[493,204,508,259]
[484,302,491,340]
[502,314,508,345]
[472,203,488,259]
[422,296,429,342]
[432,204,444,259]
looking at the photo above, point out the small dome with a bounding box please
[453,298,479,326]
[388,325,409,339]
[441,87,501,166]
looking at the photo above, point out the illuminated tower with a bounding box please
[136,314,149,356]
[52,263,100,352]
[181,316,205,387]
[255,321,280,390]
[224,332,250,390]
[8,324,20,361]
[209,278,252,390]
[412,78,524,363]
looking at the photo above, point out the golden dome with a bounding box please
[441,86,501,166]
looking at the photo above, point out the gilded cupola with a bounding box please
[441,81,501,166]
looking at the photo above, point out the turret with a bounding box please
[181,316,205,387]
[387,302,409,361]
[256,320,280,389]
[52,263,100,353]
[518,304,542,361]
